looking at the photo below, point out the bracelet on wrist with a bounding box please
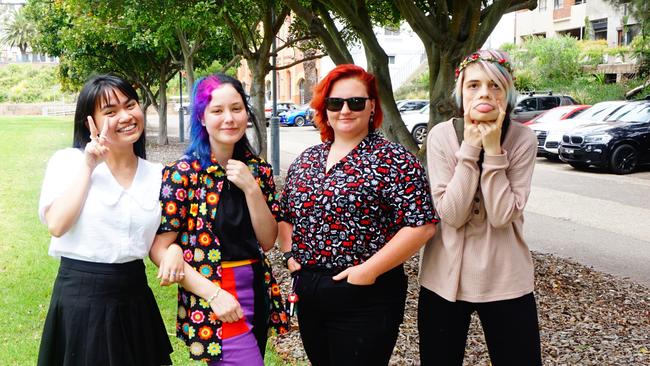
[206,287,221,304]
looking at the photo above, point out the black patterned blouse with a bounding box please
[157,151,288,362]
[280,132,438,269]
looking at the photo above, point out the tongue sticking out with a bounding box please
[475,104,494,113]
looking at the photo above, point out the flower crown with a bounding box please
[455,52,512,79]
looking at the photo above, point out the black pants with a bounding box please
[418,287,542,366]
[294,265,408,366]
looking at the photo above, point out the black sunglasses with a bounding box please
[325,97,371,112]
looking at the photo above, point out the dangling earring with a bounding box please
[369,111,375,130]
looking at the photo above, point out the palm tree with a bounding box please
[1,9,36,62]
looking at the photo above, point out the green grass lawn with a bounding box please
[0,116,290,365]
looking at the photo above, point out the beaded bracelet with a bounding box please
[207,287,221,304]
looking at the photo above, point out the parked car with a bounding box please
[531,101,627,159]
[511,92,578,123]
[524,104,589,125]
[264,101,298,119]
[396,99,429,113]
[401,104,430,144]
[558,100,650,174]
[279,105,314,126]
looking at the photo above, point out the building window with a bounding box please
[265,80,271,101]
[384,27,400,36]
[591,18,607,40]
[558,28,582,40]
[554,0,563,9]
[298,79,305,105]
[618,24,640,45]
[286,71,292,101]
[574,0,585,4]
[388,55,396,64]
[539,0,547,11]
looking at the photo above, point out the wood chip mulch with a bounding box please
[148,138,650,366]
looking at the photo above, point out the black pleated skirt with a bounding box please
[37,257,173,366]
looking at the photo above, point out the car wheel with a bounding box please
[609,144,638,175]
[569,162,589,170]
[412,124,428,144]
[294,116,305,127]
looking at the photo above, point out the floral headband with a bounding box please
[455,52,513,79]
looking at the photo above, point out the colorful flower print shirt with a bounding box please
[280,132,438,269]
[158,151,288,362]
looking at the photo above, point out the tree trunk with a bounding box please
[182,48,195,98]
[249,60,267,158]
[361,37,419,153]
[176,28,198,98]
[157,64,169,145]
[428,48,458,129]
[303,50,318,103]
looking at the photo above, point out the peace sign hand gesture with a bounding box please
[85,116,112,169]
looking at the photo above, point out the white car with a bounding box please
[401,104,430,144]
[533,101,628,159]
[264,101,297,119]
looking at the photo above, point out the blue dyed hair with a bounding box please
[185,74,256,168]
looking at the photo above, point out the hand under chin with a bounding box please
[469,108,499,123]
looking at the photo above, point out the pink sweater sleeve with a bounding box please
[480,125,537,228]
[427,122,482,229]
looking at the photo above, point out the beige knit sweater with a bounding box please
[419,119,538,302]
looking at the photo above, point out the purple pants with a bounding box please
[208,263,263,366]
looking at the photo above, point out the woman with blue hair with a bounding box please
[419,50,542,365]
[149,73,288,365]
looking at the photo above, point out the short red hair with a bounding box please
[311,64,383,142]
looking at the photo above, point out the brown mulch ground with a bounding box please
[148,138,650,366]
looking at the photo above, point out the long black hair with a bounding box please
[72,74,146,159]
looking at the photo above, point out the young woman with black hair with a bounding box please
[37,74,172,365]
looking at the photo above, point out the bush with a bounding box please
[0,64,75,103]
[514,69,539,91]
[513,36,582,83]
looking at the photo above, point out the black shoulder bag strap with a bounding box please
[452,117,464,146]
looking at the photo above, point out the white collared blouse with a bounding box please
[38,148,163,263]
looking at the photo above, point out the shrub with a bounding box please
[0,64,75,103]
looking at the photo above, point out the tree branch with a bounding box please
[220,54,241,72]
[273,52,326,70]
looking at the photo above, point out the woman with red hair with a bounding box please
[278,64,438,365]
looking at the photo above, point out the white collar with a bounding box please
[93,158,159,209]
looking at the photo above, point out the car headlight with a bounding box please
[584,134,613,144]
[534,130,544,136]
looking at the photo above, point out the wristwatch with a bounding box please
[282,251,293,268]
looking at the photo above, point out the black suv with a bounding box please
[558,100,650,174]
[511,92,578,123]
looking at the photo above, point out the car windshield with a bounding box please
[605,103,643,122]
[536,108,571,123]
[613,103,650,123]
[578,103,625,121]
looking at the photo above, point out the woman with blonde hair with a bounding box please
[419,50,542,365]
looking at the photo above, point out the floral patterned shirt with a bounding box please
[158,151,288,362]
[280,132,438,269]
